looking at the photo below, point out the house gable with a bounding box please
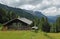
[2,18,33,30]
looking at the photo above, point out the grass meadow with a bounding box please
[0,31,60,39]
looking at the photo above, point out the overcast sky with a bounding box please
[0,0,60,16]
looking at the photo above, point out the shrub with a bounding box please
[0,23,3,30]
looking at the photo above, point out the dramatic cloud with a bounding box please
[0,0,60,16]
[42,7,60,16]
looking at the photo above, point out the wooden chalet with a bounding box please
[2,18,33,30]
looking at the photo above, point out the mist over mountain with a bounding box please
[24,10,46,18]
[47,15,60,23]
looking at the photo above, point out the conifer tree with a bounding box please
[56,17,60,32]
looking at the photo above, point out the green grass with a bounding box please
[0,31,60,39]
[0,31,50,39]
[47,33,60,39]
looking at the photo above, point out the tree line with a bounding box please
[33,15,60,33]
[0,8,18,23]
[0,8,60,33]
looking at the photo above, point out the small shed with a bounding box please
[32,26,38,30]
[2,18,33,30]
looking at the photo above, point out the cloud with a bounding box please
[0,0,60,16]
[19,4,35,10]
[0,0,21,7]
[0,0,42,7]
[42,7,60,16]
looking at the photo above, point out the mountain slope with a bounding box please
[47,15,60,23]
[0,3,34,20]
[24,10,46,18]
[0,3,46,20]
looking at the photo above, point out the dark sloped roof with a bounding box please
[3,18,33,25]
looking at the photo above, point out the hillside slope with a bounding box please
[0,3,46,20]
